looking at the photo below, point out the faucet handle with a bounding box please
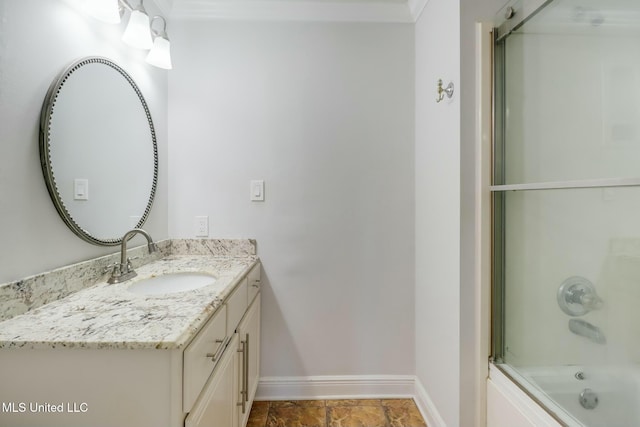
[557,276,603,317]
[102,263,121,275]
[582,293,604,311]
[124,257,138,273]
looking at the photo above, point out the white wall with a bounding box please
[0,0,169,284]
[414,0,461,425]
[414,0,506,425]
[168,22,415,379]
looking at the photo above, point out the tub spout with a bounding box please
[569,319,606,345]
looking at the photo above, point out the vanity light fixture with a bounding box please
[85,0,121,24]
[85,0,172,69]
[121,0,153,49]
[145,16,172,69]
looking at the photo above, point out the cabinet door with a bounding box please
[185,333,239,427]
[247,263,261,304]
[237,296,261,427]
[184,305,228,412]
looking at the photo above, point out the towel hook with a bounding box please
[436,79,454,103]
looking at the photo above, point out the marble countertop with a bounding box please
[0,255,258,350]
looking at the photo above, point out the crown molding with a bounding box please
[407,0,428,21]
[171,0,414,23]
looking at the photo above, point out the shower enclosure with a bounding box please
[492,0,640,426]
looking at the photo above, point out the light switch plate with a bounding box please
[250,180,265,201]
[74,178,89,200]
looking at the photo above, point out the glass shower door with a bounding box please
[492,0,640,425]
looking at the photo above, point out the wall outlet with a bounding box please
[195,216,209,237]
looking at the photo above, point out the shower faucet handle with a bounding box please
[557,276,603,316]
[579,292,603,311]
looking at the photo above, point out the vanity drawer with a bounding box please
[226,278,248,337]
[184,305,227,412]
[247,263,261,304]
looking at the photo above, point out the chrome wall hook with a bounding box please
[436,79,454,103]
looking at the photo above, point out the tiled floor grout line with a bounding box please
[249,398,427,427]
[325,403,329,427]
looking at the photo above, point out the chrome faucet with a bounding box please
[106,228,158,284]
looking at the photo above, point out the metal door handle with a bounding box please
[237,337,247,413]
[244,333,249,402]
[205,338,226,362]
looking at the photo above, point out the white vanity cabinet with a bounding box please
[186,262,261,427]
[184,333,240,427]
[237,294,261,427]
[0,261,262,427]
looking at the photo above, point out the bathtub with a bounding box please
[509,365,640,427]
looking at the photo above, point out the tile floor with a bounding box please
[247,399,427,427]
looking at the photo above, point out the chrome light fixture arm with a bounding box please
[118,0,136,13]
[150,15,169,39]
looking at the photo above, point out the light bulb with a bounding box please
[122,8,153,49]
[146,36,172,69]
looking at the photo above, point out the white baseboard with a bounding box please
[255,375,415,401]
[414,377,447,427]
[256,374,447,427]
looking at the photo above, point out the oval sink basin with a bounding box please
[128,272,217,295]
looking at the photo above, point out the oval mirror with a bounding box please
[40,57,157,245]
